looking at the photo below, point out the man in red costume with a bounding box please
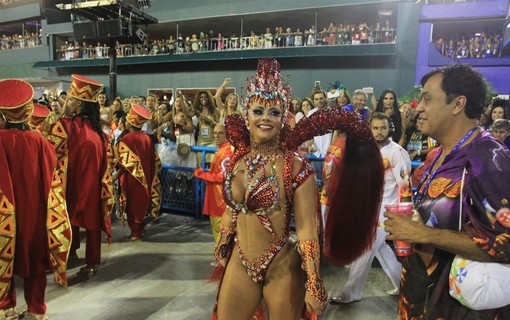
[28,103,51,136]
[0,79,71,320]
[114,104,161,241]
[194,123,233,243]
[47,74,114,279]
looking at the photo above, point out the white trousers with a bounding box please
[338,226,402,300]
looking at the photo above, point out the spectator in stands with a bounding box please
[470,35,482,58]
[333,88,352,110]
[290,98,301,115]
[98,92,111,136]
[343,89,370,120]
[484,98,508,129]
[306,25,317,46]
[491,118,510,150]
[249,30,259,48]
[172,94,195,145]
[155,101,173,142]
[434,37,445,55]
[308,89,331,179]
[284,27,294,47]
[263,28,273,48]
[142,94,158,143]
[375,89,405,146]
[456,38,469,58]
[294,28,303,46]
[214,77,240,124]
[444,38,457,58]
[109,97,122,112]
[194,90,218,165]
[48,98,63,124]
[296,97,313,122]
[405,113,438,162]
[112,109,127,145]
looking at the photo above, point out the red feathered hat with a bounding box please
[127,104,151,128]
[28,103,51,127]
[0,79,34,123]
[68,74,103,102]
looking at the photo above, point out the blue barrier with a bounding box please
[159,145,423,218]
[160,145,217,219]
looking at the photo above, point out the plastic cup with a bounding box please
[385,202,415,256]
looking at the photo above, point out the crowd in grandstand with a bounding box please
[54,20,397,61]
[0,32,42,50]
[433,31,505,58]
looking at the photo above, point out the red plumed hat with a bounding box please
[0,79,34,123]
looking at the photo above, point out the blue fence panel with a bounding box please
[159,146,422,218]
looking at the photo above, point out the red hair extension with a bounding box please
[324,137,384,265]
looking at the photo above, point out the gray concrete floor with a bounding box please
[12,213,398,319]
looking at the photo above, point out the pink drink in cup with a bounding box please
[385,202,415,256]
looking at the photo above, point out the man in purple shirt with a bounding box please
[385,64,510,319]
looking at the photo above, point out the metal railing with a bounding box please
[159,146,423,218]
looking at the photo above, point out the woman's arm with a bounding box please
[214,77,230,112]
[214,206,234,266]
[293,159,327,316]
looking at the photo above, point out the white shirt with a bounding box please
[308,107,332,158]
[379,140,412,221]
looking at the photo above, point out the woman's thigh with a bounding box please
[263,244,306,320]
[217,254,263,320]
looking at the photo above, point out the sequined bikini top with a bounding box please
[224,152,314,283]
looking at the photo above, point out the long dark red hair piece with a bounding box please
[324,136,384,265]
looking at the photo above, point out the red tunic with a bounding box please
[48,116,112,235]
[194,141,233,217]
[117,132,161,223]
[0,129,71,295]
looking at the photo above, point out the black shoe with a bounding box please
[78,265,97,279]
[68,252,78,262]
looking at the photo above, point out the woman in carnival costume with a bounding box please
[212,59,384,319]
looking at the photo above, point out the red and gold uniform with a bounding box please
[47,74,113,275]
[0,79,71,318]
[116,104,161,239]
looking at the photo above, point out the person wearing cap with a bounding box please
[0,79,71,320]
[113,104,161,241]
[28,103,51,136]
[47,74,114,279]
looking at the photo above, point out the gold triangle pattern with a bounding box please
[0,190,15,300]
[117,141,148,188]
